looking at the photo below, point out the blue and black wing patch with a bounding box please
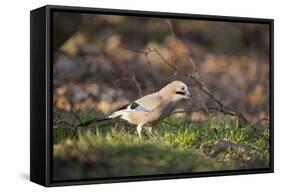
[118,102,149,112]
[129,102,139,110]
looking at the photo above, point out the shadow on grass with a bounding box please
[53,142,226,181]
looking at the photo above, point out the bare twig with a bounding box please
[195,88,209,112]
[120,75,143,97]
[247,117,270,128]
[188,75,224,110]
[118,20,270,125]
[172,107,217,114]
[172,107,233,115]
[165,20,209,112]
[165,19,177,48]
[120,45,152,67]
[120,45,250,124]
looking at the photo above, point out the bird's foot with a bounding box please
[153,130,159,136]
[146,127,158,137]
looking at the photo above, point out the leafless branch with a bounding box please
[165,20,209,112]
[165,20,177,47]
[119,20,270,125]
[120,45,250,124]
[122,44,250,122]
[172,107,248,121]
[121,45,152,67]
[120,75,143,97]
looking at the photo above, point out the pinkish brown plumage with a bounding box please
[107,81,192,138]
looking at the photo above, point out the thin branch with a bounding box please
[120,45,250,124]
[165,19,177,48]
[188,75,224,110]
[120,45,147,54]
[151,48,179,73]
[165,20,209,112]
[119,20,269,125]
[121,45,152,67]
[172,107,216,114]
[120,75,143,97]
[195,88,209,112]
[172,107,234,115]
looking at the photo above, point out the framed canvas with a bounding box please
[30,5,274,187]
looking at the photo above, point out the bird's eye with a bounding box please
[181,86,185,90]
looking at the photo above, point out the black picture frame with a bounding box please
[30,4,274,187]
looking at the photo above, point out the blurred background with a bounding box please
[53,11,270,123]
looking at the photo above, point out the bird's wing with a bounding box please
[117,102,149,112]
[134,93,163,111]
[108,93,163,119]
[116,93,163,112]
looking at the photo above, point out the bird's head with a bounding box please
[161,81,192,102]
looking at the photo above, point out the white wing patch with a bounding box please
[127,102,149,112]
[107,102,149,120]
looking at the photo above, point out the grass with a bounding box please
[53,112,270,181]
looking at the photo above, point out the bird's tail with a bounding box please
[77,111,123,127]
[77,117,110,127]
[107,111,123,119]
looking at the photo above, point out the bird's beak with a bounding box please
[185,94,193,101]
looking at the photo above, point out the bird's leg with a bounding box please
[136,124,143,138]
[147,127,154,136]
[153,129,159,136]
[144,126,158,137]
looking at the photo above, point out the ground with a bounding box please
[53,112,269,181]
